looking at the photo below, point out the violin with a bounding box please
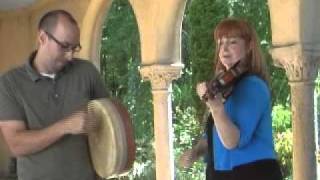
[202,60,248,101]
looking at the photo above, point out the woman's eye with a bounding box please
[230,40,237,44]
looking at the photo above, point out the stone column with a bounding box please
[270,44,320,180]
[139,64,183,180]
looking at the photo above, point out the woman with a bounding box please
[179,18,283,180]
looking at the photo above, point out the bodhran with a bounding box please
[88,98,136,179]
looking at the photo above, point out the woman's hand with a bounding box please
[178,139,208,168]
[178,149,198,168]
[196,82,207,100]
[206,93,224,114]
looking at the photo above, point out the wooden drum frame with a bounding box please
[88,98,136,179]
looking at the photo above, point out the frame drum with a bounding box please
[88,98,135,179]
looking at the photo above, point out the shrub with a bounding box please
[272,104,293,179]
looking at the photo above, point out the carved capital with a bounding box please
[139,64,184,90]
[270,44,320,82]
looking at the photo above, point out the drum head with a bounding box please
[88,98,135,179]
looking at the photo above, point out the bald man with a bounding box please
[0,10,108,180]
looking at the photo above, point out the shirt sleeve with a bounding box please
[232,77,270,148]
[87,63,110,99]
[0,75,25,121]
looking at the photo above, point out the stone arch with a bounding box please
[79,0,113,67]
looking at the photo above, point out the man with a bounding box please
[0,10,108,180]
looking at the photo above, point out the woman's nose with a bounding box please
[221,43,229,51]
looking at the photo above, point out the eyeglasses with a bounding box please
[45,31,82,53]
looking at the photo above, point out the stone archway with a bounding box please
[79,0,113,68]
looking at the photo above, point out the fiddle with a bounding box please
[202,60,248,101]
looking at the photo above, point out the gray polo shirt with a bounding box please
[0,52,108,180]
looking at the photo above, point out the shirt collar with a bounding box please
[25,51,41,82]
[24,51,73,82]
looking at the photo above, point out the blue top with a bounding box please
[212,75,276,170]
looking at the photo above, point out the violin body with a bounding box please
[203,61,248,101]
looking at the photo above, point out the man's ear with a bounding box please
[38,30,47,46]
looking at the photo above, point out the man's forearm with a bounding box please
[5,120,68,157]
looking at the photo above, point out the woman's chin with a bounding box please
[223,64,232,70]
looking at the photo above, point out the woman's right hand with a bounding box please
[178,149,197,168]
[179,138,208,169]
[196,82,207,100]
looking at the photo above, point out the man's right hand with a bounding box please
[0,110,100,157]
[63,111,99,135]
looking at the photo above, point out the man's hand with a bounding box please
[63,111,99,135]
[0,108,100,156]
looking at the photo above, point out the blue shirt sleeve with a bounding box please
[231,76,270,148]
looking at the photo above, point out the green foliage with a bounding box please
[315,72,320,95]
[174,106,206,180]
[272,104,292,132]
[274,130,293,179]
[270,64,290,106]
[272,104,293,178]
[178,0,229,118]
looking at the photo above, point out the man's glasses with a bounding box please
[45,31,81,53]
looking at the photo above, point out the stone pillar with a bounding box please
[139,64,183,180]
[270,44,320,180]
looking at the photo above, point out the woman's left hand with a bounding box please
[206,93,224,114]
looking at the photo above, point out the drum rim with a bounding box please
[88,98,136,178]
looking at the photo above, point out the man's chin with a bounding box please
[49,66,62,74]
[55,62,68,72]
